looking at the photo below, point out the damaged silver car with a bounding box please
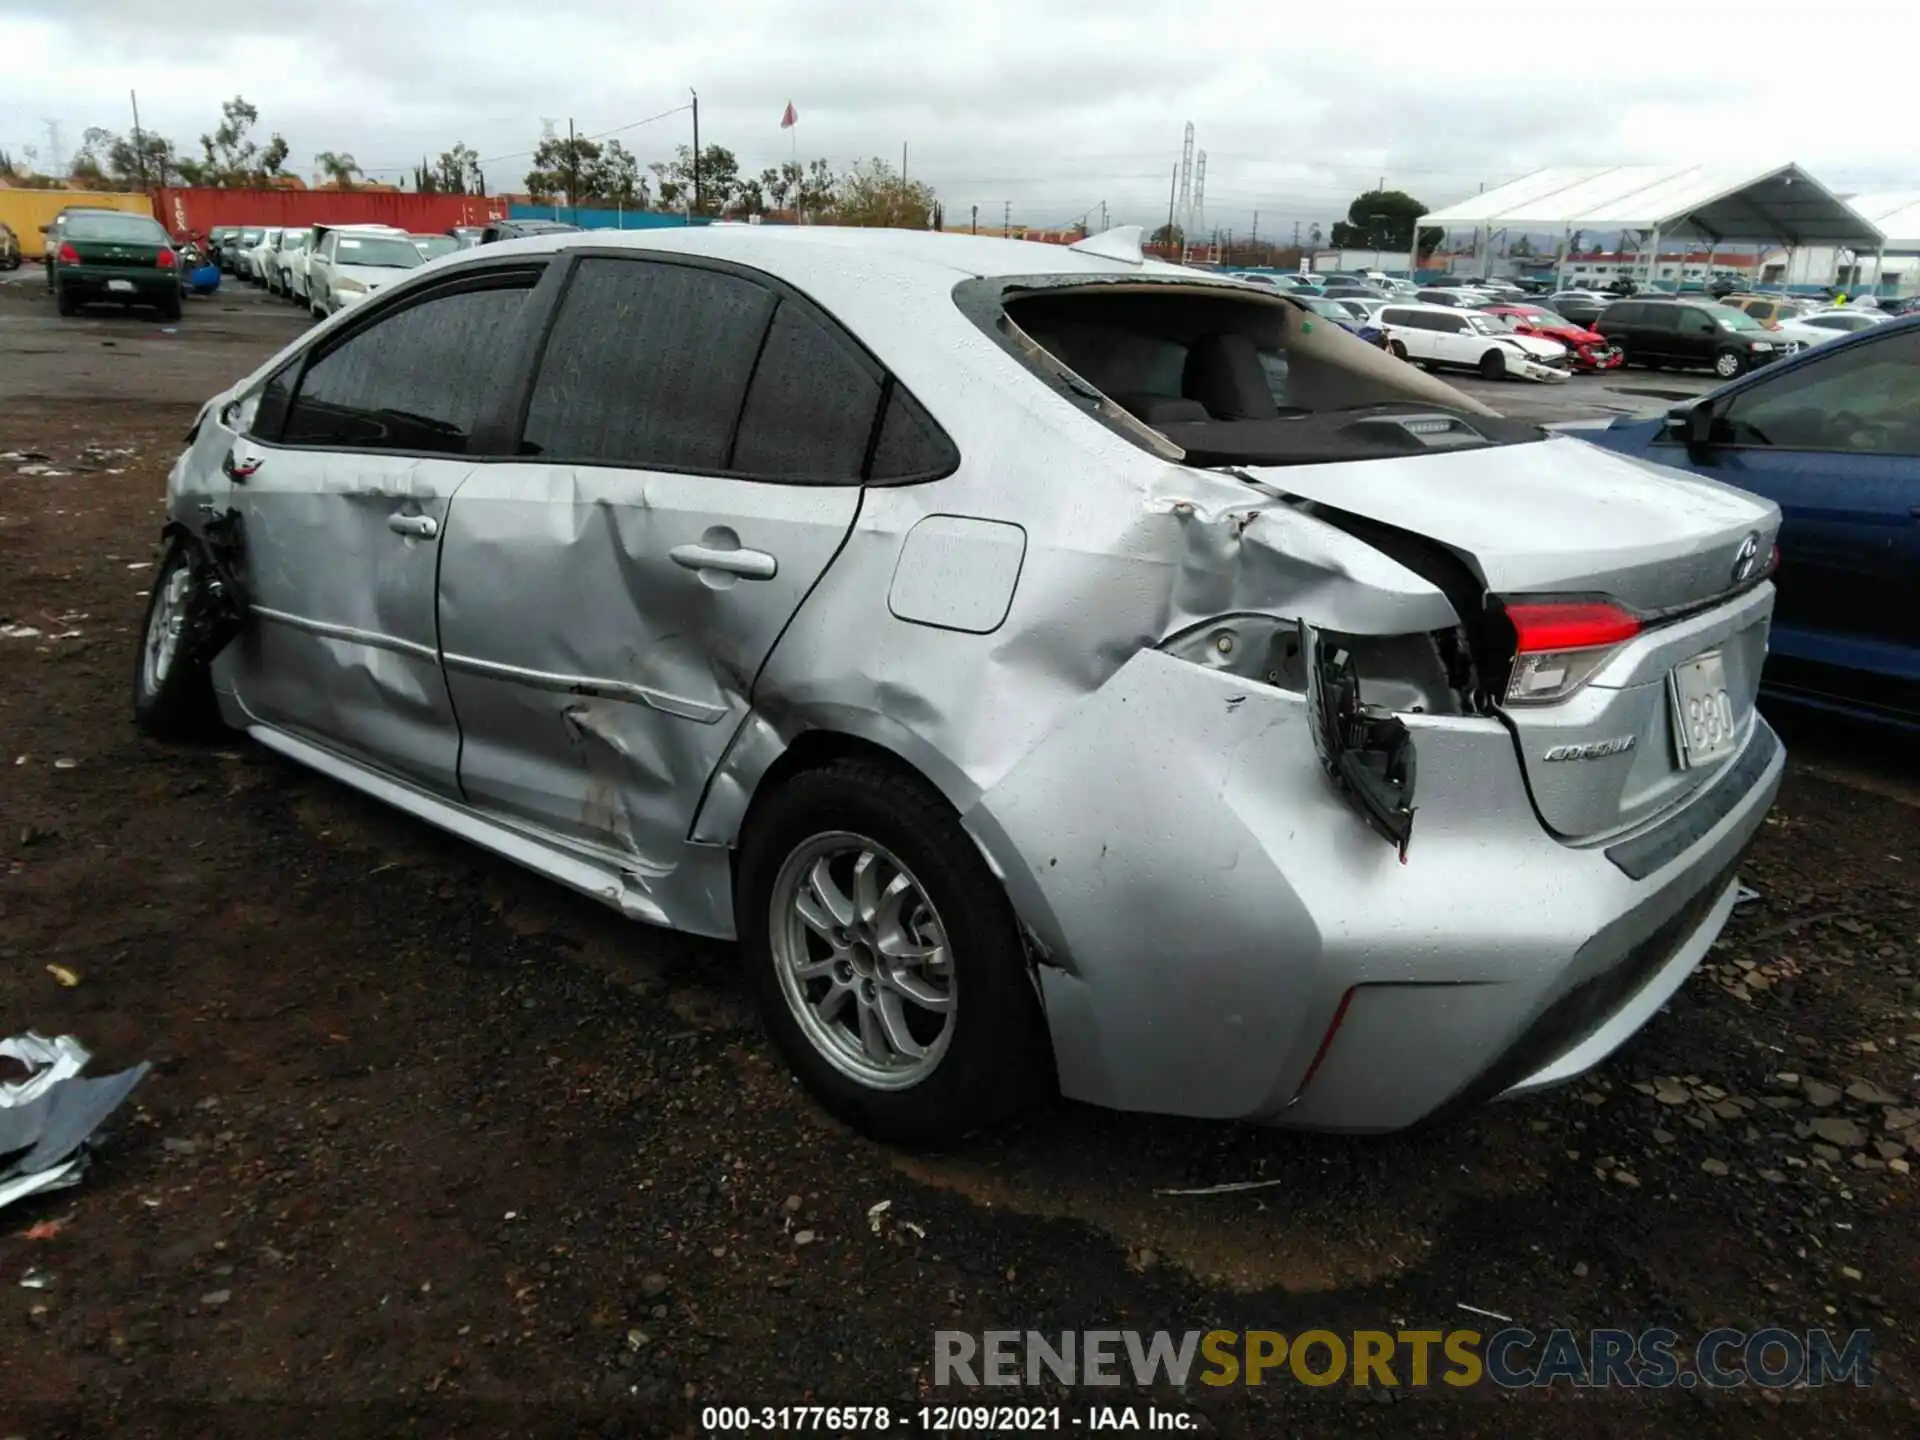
[136,225,1785,1143]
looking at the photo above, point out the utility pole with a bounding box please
[1003,200,1011,236]
[970,204,977,234]
[902,142,907,184]
[690,89,701,221]
[1250,211,1258,248]
[567,118,578,226]
[1165,163,1177,250]
[1292,220,1300,248]
[129,90,150,191]
[1099,199,1107,232]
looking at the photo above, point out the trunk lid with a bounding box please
[1249,434,1781,844]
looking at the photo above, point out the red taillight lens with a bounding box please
[1504,600,1641,705]
[1507,601,1641,653]
[157,248,177,269]
[57,242,80,265]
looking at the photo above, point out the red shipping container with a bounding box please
[152,187,506,240]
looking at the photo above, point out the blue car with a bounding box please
[1582,314,1920,729]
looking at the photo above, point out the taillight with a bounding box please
[57,242,79,265]
[157,249,177,269]
[1503,600,1641,705]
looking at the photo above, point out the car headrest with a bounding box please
[1182,333,1279,421]
[1113,392,1212,426]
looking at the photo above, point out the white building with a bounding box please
[1752,192,1920,295]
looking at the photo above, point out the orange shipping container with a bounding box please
[0,190,152,259]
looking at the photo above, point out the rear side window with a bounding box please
[1602,303,1642,325]
[280,279,534,453]
[522,259,774,470]
[728,300,882,482]
[522,256,955,484]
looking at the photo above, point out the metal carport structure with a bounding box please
[1421,164,1885,291]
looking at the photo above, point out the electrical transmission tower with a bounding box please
[1191,150,1208,245]
[1174,122,1194,240]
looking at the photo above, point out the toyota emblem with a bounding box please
[1732,532,1762,585]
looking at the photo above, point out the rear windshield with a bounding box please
[66,213,170,244]
[333,235,424,268]
[967,278,1540,468]
[239,228,264,243]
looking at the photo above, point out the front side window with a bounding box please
[1679,310,1717,336]
[1715,330,1920,454]
[279,279,534,454]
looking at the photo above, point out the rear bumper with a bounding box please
[966,652,1784,1130]
[59,270,179,305]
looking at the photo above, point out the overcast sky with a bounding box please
[5,0,1919,236]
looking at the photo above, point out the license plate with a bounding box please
[107,279,134,293]
[1669,650,1740,768]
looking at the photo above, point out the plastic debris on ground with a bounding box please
[0,1033,150,1213]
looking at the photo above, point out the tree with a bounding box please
[818,158,936,228]
[793,158,835,217]
[524,133,600,205]
[316,151,362,189]
[436,142,482,196]
[1327,188,1441,254]
[650,144,740,216]
[1150,223,1185,249]
[68,126,180,189]
[1508,234,1535,258]
[175,97,289,186]
[735,175,767,216]
[595,140,647,207]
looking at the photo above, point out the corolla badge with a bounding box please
[1544,735,1637,761]
[1732,532,1762,585]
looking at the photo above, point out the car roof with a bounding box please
[470,224,1209,287]
[1380,301,1485,317]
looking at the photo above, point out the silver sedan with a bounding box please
[136,224,1784,1143]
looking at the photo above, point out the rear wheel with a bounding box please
[737,757,1051,1145]
[1388,339,1408,360]
[55,285,76,317]
[132,538,226,741]
[1714,348,1746,379]
[159,293,182,322]
[1479,348,1508,380]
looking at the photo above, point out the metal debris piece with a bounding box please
[1457,1302,1513,1323]
[1153,1177,1290,1197]
[20,1268,50,1290]
[0,1032,150,1214]
[866,1199,892,1234]
[1,624,43,640]
[1734,884,1761,907]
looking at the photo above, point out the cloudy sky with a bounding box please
[5,0,1919,236]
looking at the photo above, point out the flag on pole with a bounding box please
[780,102,798,129]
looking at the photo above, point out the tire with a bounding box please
[1388,339,1408,360]
[1714,349,1746,379]
[1479,348,1508,380]
[159,293,182,322]
[55,284,76,317]
[737,756,1051,1145]
[132,538,226,741]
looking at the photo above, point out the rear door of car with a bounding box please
[1674,306,1721,366]
[1689,325,1920,714]
[1430,310,1474,365]
[223,262,544,794]
[436,251,893,869]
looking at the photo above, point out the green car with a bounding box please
[47,209,183,321]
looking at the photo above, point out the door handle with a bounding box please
[669,543,777,580]
[222,450,261,482]
[387,513,438,539]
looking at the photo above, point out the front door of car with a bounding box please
[223,266,543,795]
[1692,327,1920,707]
[438,253,888,878]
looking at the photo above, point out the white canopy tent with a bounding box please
[1421,164,1886,291]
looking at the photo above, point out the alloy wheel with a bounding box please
[142,561,192,695]
[768,831,956,1090]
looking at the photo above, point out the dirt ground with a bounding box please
[0,277,1915,1439]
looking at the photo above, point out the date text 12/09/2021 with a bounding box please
[701,1405,1197,1432]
